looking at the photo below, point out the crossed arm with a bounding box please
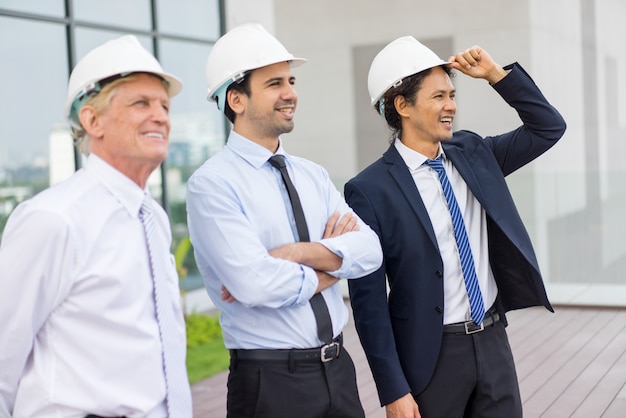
[220,211,359,302]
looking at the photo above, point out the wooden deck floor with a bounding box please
[191,304,626,417]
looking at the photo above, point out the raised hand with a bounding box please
[447,45,507,84]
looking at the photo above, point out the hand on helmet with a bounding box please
[448,46,508,84]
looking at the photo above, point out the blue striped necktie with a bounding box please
[140,196,192,417]
[425,157,485,325]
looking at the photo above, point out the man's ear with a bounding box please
[227,89,246,116]
[78,105,104,138]
[394,95,410,118]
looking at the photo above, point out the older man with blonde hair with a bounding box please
[0,35,191,418]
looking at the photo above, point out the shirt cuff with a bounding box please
[318,238,352,278]
[298,264,320,303]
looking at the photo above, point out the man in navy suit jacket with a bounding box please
[345,37,566,418]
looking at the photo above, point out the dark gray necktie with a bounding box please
[269,155,333,344]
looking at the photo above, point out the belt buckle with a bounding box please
[464,321,484,335]
[320,341,340,362]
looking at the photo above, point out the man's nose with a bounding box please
[152,103,170,122]
[281,83,297,101]
[444,96,456,112]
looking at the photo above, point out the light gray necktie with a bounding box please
[139,196,192,417]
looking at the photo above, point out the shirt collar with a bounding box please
[394,138,446,171]
[227,130,290,169]
[84,154,148,218]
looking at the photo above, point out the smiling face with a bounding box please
[83,73,171,187]
[398,66,456,157]
[229,61,297,151]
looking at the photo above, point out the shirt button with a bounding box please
[436,270,443,278]
[435,306,443,313]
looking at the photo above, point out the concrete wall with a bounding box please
[216,0,626,306]
[271,0,537,186]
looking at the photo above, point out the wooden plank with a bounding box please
[520,310,609,416]
[191,371,227,417]
[515,309,597,379]
[571,312,626,418]
[602,399,626,418]
[537,311,626,417]
[345,306,386,418]
[505,306,549,347]
[601,378,626,418]
[573,351,626,418]
[511,308,587,374]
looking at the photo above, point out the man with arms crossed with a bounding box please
[187,23,382,418]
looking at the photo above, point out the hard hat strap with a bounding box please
[212,71,247,114]
[68,72,131,128]
[377,79,403,119]
[68,83,102,128]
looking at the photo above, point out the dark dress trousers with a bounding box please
[344,63,567,406]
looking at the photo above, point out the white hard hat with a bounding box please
[367,36,449,107]
[65,35,183,129]
[206,22,306,113]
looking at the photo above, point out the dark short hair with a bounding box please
[222,74,251,124]
[375,65,454,141]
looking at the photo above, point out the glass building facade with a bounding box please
[0,0,225,291]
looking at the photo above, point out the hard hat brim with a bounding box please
[159,72,183,97]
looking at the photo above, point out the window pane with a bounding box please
[159,39,226,291]
[156,0,220,39]
[73,0,151,31]
[74,27,154,68]
[0,17,69,236]
[0,0,64,16]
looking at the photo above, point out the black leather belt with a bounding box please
[85,415,125,418]
[443,311,500,335]
[231,334,342,363]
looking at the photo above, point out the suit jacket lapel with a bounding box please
[443,144,489,211]
[383,146,439,250]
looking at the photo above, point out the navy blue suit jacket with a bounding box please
[344,63,567,406]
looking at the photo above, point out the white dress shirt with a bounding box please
[395,140,498,324]
[187,131,383,350]
[0,154,189,418]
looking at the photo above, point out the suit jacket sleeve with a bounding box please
[345,180,413,405]
[485,62,567,175]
